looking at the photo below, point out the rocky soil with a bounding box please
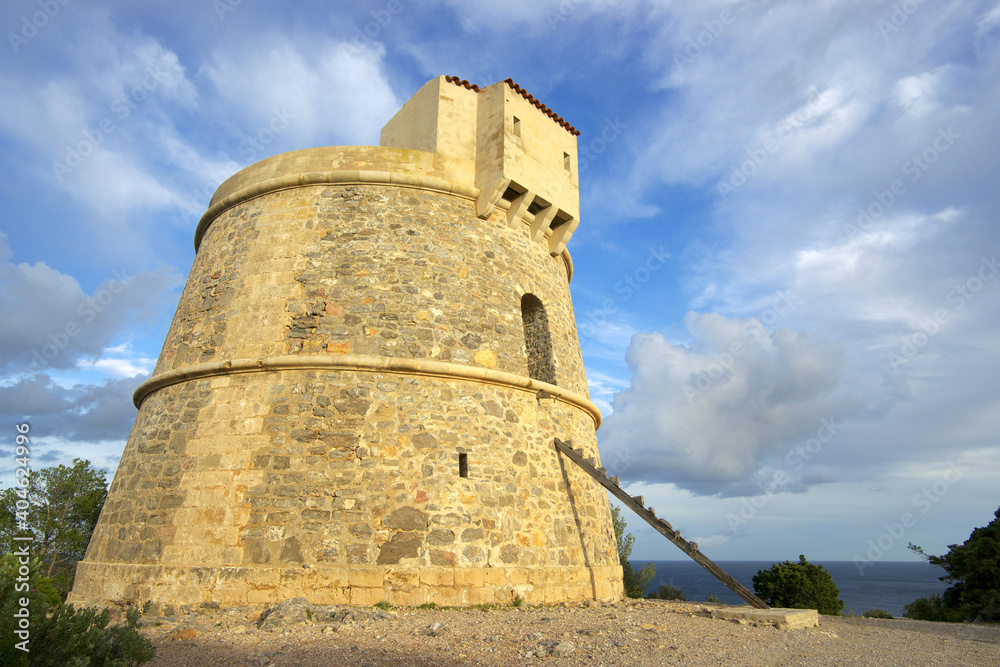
[140,597,1000,666]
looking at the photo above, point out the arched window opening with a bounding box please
[521,293,557,385]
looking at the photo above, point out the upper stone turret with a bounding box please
[380,76,580,255]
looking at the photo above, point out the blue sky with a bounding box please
[1,1,999,569]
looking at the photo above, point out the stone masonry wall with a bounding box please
[154,184,589,397]
[71,177,622,609]
[76,367,618,606]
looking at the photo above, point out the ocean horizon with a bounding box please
[632,560,950,618]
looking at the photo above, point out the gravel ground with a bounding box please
[140,598,1000,667]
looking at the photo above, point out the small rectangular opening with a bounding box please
[550,210,572,231]
[501,181,527,203]
[512,116,521,137]
[458,453,468,478]
[563,152,571,171]
[527,196,549,216]
[501,185,522,202]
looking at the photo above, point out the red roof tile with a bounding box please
[443,75,581,137]
[504,78,581,137]
[444,75,480,92]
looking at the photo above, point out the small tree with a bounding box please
[906,506,1000,622]
[0,553,155,665]
[610,504,656,598]
[752,555,844,615]
[0,459,107,599]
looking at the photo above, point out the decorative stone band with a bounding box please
[133,354,603,428]
[192,169,574,282]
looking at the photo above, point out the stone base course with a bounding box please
[69,561,623,609]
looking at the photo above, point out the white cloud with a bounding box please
[436,0,626,32]
[690,534,730,549]
[202,37,398,147]
[598,314,872,494]
[77,343,155,379]
[586,369,629,417]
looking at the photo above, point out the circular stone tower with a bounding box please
[69,76,623,609]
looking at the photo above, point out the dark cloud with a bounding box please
[0,373,143,443]
[0,234,180,374]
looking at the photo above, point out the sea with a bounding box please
[633,560,950,618]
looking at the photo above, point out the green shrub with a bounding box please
[704,594,721,604]
[903,595,966,623]
[907,507,1000,622]
[863,608,894,619]
[0,553,155,666]
[647,583,686,601]
[752,555,844,615]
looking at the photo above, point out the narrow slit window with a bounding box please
[458,453,469,478]
[512,116,521,137]
[563,152,571,171]
[521,293,557,385]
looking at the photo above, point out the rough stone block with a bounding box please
[455,568,485,588]
[348,568,384,589]
[419,567,455,588]
[350,587,384,606]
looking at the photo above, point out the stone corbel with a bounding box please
[475,177,511,219]
[506,189,533,229]
[529,204,557,242]
[547,214,579,256]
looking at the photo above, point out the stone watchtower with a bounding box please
[69,76,623,608]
